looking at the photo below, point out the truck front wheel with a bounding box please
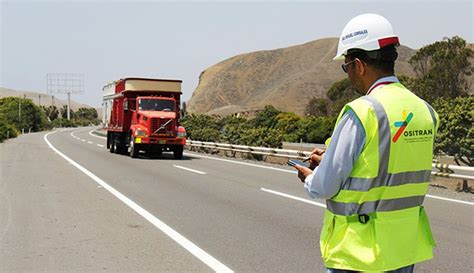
[130,137,139,158]
[173,145,184,159]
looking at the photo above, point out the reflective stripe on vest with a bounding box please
[326,90,438,216]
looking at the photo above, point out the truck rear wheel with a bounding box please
[109,135,116,153]
[173,145,183,159]
[130,137,139,158]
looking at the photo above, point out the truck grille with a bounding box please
[150,118,174,136]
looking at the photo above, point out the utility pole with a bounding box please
[18,95,21,125]
[67,92,71,120]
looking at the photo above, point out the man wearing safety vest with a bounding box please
[292,14,439,273]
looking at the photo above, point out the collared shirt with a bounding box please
[304,76,399,199]
[366,75,399,95]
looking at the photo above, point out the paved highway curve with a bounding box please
[0,127,473,272]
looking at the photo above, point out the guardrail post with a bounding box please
[6,130,9,139]
[460,179,470,192]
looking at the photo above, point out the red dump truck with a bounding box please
[102,78,186,158]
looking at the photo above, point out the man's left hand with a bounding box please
[293,165,313,183]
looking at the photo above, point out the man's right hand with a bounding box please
[309,148,325,168]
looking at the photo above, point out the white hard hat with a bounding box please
[334,13,399,60]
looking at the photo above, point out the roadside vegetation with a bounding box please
[184,36,473,167]
[0,97,100,143]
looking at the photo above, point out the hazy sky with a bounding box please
[1,0,473,107]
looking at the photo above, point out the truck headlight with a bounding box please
[135,129,147,137]
[177,127,186,138]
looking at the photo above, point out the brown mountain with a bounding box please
[187,38,417,116]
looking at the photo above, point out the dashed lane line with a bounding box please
[184,152,296,174]
[173,165,207,175]
[426,194,474,206]
[260,188,326,208]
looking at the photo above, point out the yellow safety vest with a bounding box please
[321,83,439,271]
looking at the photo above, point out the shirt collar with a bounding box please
[366,76,399,95]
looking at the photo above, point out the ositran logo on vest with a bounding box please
[393,110,433,143]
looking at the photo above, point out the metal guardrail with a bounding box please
[186,140,474,181]
[186,140,312,159]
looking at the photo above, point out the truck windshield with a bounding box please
[138,99,175,111]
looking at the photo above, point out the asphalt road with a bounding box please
[0,127,473,272]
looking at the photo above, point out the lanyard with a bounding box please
[366,81,396,95]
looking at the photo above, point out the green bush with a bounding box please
[190,128,221,142]
[51,118,76,128]
[244,128,283,148]
[0,115,18,143]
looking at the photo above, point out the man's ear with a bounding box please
[356,59,366,76]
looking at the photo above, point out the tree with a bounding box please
[181,102,187,118]
[0,97,49,132]
[249,105,281,128]
[60,105,75,119]
[306,78,359,117]
[433,97,473,166]
[76,107,98,120]
[299,116,336,144]
[306,98,330,117]
[41,105,59,121]
[409,36,473,102]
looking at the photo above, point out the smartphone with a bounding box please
[287,159,307,167]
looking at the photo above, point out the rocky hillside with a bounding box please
[187,38,417,116]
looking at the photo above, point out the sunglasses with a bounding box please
[341,59,357,73]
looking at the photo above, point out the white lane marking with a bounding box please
[261,188,326,208]
[97,144,105,148]
[186,152,472,206]
[184,152,296,174]
[44,131,233,272]
[426,194,474,206]
[89,129,107,139]
[87,141,93,144]
[173,165,207,175]
[70,132,79,140]
[81,139,86,142]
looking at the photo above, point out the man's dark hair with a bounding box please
[347,45,398,74]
